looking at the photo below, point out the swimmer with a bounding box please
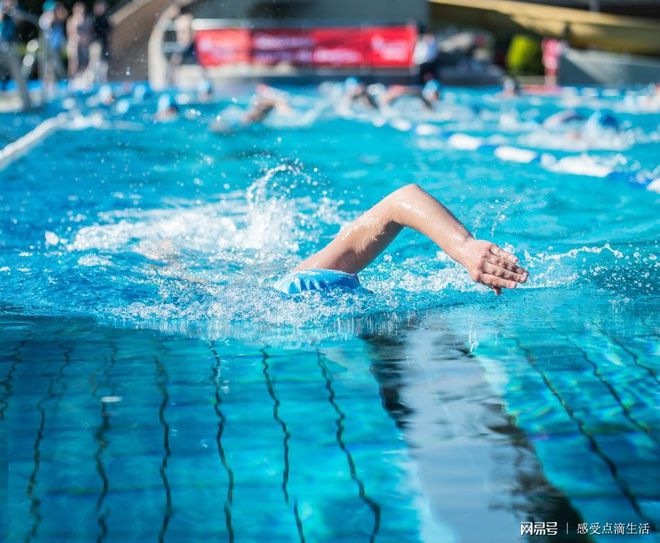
[277,184,528,295]
[132,83,151,102]
[380,79,442,111]
[86,84,115,108]
[196,78,214,102]
[210,85,293,133]
[585,110,620,132]
[542,109,587,130]
[341,77,379,110]
[155,94,180,122]
[501,77,521,98]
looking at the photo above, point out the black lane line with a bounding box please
[551,325,659,446]
[209,344,235,543]
[317,352,381,543]
[515,338,656,531]
[293,501,306,543]
[94,402,110,543]
[93,342,119,543]
[598,326,658,384]
[0,334,34,421]
[25,342,72,543]
[260,350,305,543]
[155,355,173,543]
[260,350,291,502]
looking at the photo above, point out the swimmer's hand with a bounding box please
[459,239,528,295]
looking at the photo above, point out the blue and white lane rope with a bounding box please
[0,113,68,171]
[384,118,659,193]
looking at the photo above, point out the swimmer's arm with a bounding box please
[255,84,293,114]
[381,87,431,110]
[296,184,528,294]
[419,93,434,111]
[357,90,379,110]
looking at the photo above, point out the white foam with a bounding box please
[390,118,413,132]
[415,123,441,136]
[44,231,60,246]
[494,146,538,164]
[69,165,344,265]
[545,154,615,178]
[447,133,483,151]
[647,178,660,193]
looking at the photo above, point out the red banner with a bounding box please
[251,29,314,65]
[195,25,416,69]
[195,28,251,66]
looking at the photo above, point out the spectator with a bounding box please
[0,0,17,44]
[92,1,111,62]
[174,4,194,58]
[40,1,68,90]
[50,2,68,58]
[0,0,18,90]
[88,0,112,83]
[67,2,93,79]
[413,26,439,84]
[167,3,195,85]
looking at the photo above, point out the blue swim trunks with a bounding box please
[274,269,365,295]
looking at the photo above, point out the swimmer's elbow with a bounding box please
[385,183,424,223]
[395,183,424,198]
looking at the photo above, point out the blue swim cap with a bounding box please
[344,77,360,91]
[157,94,174,113]
[197,79,213,94]
[593,110,619,130]
[42,1,56,11]
[423,79,442,97]
[275,269,366,295]
[133,83,149,101]
[97,84,113,104]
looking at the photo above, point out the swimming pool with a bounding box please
[1,85,658,542]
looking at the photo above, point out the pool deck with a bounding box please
[0,91,44,113]
[0,93,23,113]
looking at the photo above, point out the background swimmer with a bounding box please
[341,77,379,110]
[380,79,442,111]
[292,184,528,295]
[210,84,293,133]
[501,76,521,98]
[542,109,587,130]
[154,94,179,122]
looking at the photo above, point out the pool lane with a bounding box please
[1,316,425,543]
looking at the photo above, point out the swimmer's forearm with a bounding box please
[387,184,528,294]
[386,184,473,266]
[296,184,528,294]
[296,184,472,273]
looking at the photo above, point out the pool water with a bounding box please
[0,85,658,542]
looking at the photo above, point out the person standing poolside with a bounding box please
[276,184,528,295]
[0,0,18,91]
[167,4,195,86]
[413,27,439,84]
[67,2,93,79]
[92,1,111,61]
[39,1,68,88]
[91,0,111,82]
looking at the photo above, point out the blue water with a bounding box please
[0,85,658,542]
